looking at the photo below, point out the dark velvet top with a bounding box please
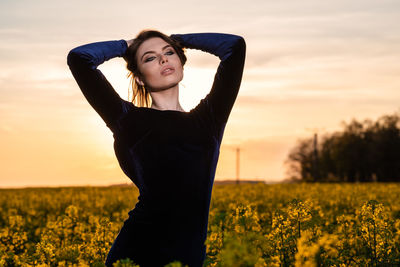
[67,33,245,266]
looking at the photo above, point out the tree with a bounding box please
[285,112,400,182]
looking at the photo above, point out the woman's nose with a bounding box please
[160,54,168,64]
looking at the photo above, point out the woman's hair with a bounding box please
[123,30,187,107]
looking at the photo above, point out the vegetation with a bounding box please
[1,183,400,266]
[286,112,400,182]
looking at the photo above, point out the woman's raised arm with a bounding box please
[67,39,128,128]
[170,33,246,124]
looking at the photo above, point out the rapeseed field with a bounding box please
[1,183,399,266]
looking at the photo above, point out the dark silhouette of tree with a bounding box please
[371,114,400,181]
[285,112,400,182]
[285,137,314,182]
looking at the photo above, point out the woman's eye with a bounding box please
[165,51,174,55]
[144,56,155,62]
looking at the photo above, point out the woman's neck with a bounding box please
[149,86,185,111]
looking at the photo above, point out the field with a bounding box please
[1,183,400,266]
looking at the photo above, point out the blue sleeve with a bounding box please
[67,39,128,128]
[170,33,246,124]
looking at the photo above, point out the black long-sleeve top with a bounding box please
[67,33,246,266]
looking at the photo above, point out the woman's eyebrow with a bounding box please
[141,45,172,61]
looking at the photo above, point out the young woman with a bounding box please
[67,30,246,267]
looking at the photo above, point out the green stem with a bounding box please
[373,218,377,266]
[280,224,286,266]
[298,219,301,239]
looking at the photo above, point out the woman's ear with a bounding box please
[135,76,145,86]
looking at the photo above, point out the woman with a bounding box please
[67,30,246,267]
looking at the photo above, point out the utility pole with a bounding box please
[236,147,240,184]
[305,127,325,181]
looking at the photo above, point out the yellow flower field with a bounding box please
[1,183,400,266]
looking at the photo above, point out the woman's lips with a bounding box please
[161,66,175,75]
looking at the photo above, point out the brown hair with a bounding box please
[123,30,187,107]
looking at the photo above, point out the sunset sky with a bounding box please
[1,0,399,187]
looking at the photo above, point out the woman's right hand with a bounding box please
[126,39,134,47]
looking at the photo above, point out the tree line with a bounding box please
[286,112,400,182]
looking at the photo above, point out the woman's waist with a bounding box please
[126,209,206,239]
[128,200,207,227]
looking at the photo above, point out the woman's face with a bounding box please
[135,37,184,92]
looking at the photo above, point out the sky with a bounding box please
[1,0,399,187]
